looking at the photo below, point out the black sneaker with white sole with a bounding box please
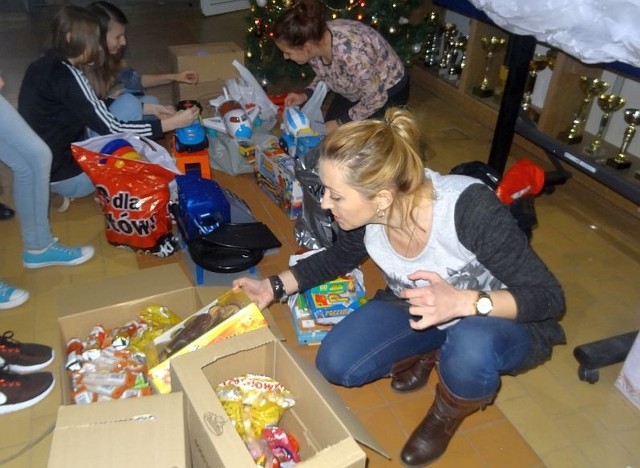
[0,331,55,373]
[0,366,55,414]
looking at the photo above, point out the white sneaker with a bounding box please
[51,194,72,213]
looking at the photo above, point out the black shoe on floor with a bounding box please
[0,202,15,220]
[0,365,55,414]
[0,331,55,373]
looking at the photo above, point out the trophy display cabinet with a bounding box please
[410,0,639,384]
[411,0,640,211]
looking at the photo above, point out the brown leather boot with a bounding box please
[400,379,495,466]
[390,350,438,393]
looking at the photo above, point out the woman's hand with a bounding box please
[284,91,307,108]
[324,119,339,134]
[400,271,473,330]
[232,277,274,310]
[176,70,198,85]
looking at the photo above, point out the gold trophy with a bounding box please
[585,94,626,158]
[521,53,549,117]
[438,23,458,73]
[472,36,507,98]
[607,108,640,170]
[447,34,468,80]
[557,76,609,144]
[423,11,442,68]
[545,49,558,70]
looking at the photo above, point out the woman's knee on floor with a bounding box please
[438,321,503,398]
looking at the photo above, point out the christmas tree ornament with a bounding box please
[398,16,409,25]
[412,43,421,54]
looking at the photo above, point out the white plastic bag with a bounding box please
[224,60,279,132]
[302,81,328,136]
[73,131,180,174]
[208,131,273,175]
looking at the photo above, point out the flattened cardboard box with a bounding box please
[170,327,388,467]
[56,263,282,404]
[168,42,244,102]
[48,392,188,467]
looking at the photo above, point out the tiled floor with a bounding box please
[1,2,639,467]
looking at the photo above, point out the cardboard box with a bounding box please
[168,42,244,102]
[255,137,303,219]
[56,264,282,404]
[170,327,388,467]
[290,293,333,345]
[48,392,189,467]
[148,289,268,394]
[304,273,367,325]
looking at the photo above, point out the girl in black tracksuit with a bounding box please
[18,5,197,198]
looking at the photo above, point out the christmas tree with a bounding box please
[245,0,433,87]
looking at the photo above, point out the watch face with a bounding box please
[476,296,493,315]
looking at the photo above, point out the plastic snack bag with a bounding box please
[72,136,179,256]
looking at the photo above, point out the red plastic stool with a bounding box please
[174,151,211,179]
[171,138,211,179]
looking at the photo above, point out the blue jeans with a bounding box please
[316,289,531,399]
[0,94,56,250]
[86,93,160,139]
[50,172,95,199]
[110,93,160,122]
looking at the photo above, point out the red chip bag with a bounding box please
[495,158,545,205]
[72,144,179,256]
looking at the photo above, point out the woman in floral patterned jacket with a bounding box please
[273,0,410,134]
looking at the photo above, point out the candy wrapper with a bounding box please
[215,374,295,439]
[65,304,182,404]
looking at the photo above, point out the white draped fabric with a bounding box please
[468,0,640,66]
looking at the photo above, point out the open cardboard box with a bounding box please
[56,263,283,404]
[48,392,189,467]
[170,327,388,467]
[51,264,283,465]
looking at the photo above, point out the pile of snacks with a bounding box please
[216,374,300,467]
[65,305,182,404]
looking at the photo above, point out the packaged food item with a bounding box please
[215,374,295,439]
[263,427,301,464]
[65,304,181,404]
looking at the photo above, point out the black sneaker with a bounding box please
[0,331,55,373]
[0,366,55,414]
[0,202,15,220]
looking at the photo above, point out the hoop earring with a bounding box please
[376,208,386,218]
